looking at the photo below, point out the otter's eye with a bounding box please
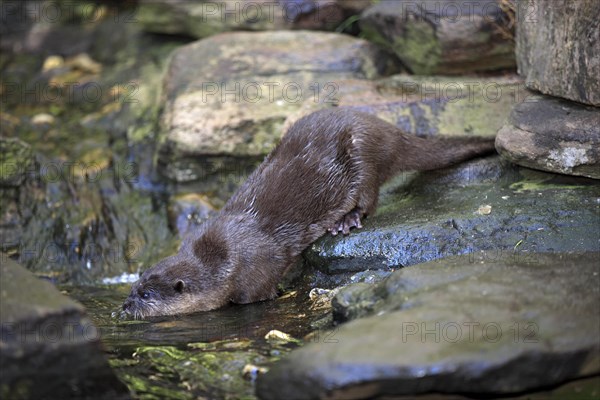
[141,291,150,299]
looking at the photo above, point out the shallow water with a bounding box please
[63,284,331,399]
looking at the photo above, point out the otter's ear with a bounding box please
[174,280,185,293]
[193,231,229,270]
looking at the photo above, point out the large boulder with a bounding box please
[0,255,130,399]
[156,30,402,182]
[257,252,600,399]
[495,95,600,179]
[516,0,600,106]
[359,0,515,74]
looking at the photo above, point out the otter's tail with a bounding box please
[398,136,496,171]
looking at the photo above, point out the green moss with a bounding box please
[394,22,441,74]
[0,137,34,186]
[362,17,441,74]
[112,345,267,399]
[509,169,591,192]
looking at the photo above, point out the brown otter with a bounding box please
[122,109,495,319]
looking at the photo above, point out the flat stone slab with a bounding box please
[496,95,600,179]
[257,252,600,399]
[304,156,599,273]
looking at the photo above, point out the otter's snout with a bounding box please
[122,298,134,311]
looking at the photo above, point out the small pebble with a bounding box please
[67,53,102,74]
[31,113,55,125]
[264,329,299,343]
[476,204,492,215]
[42,55,65,71]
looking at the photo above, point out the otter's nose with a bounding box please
[122,299,133,311]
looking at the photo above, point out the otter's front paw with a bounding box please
[328,208,363,236]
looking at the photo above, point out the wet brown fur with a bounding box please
[122,109,496,318]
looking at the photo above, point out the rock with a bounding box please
[349,74,528,137]
[0,255,130,399]
[257,252,600,399]
[331,281,384,323]
[516,0,600,106]
[0,10,185,282]
[31,113,56,125]
[42,55,65,71]
[495,95,600,179]
[137,0,373,38]
[303,156,600,274]
[1,1,97,57]
[0,137,34,186]
[279,73,529,140]
[167,193,216,237]
[359,0,515,74]
[157,30,402,182]
[159,46,526,182]
[66,53,102,74]
[121,344,266,399]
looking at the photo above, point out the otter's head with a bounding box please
[121,227,233,319]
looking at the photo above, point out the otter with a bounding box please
[121,109,495,319]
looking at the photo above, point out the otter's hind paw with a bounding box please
[328,208,363,236]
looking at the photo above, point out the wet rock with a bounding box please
[496,95,600,179]
[157,30,402,182]
[516,0,600,106]
[257,252,600,399]
[0,11,186,283]
[359,0,515,74]
[304,156,599,273]
[167,193,216,237]
[330,281,385,323]
[137,0,372,38]
[0,137,34,187]
[0,255,130,400]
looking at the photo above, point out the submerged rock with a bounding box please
[257,252,600,399]
[496,95,600,179]
[359,0,515,74]
[0,255,130,399]
[117,344,265,399]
